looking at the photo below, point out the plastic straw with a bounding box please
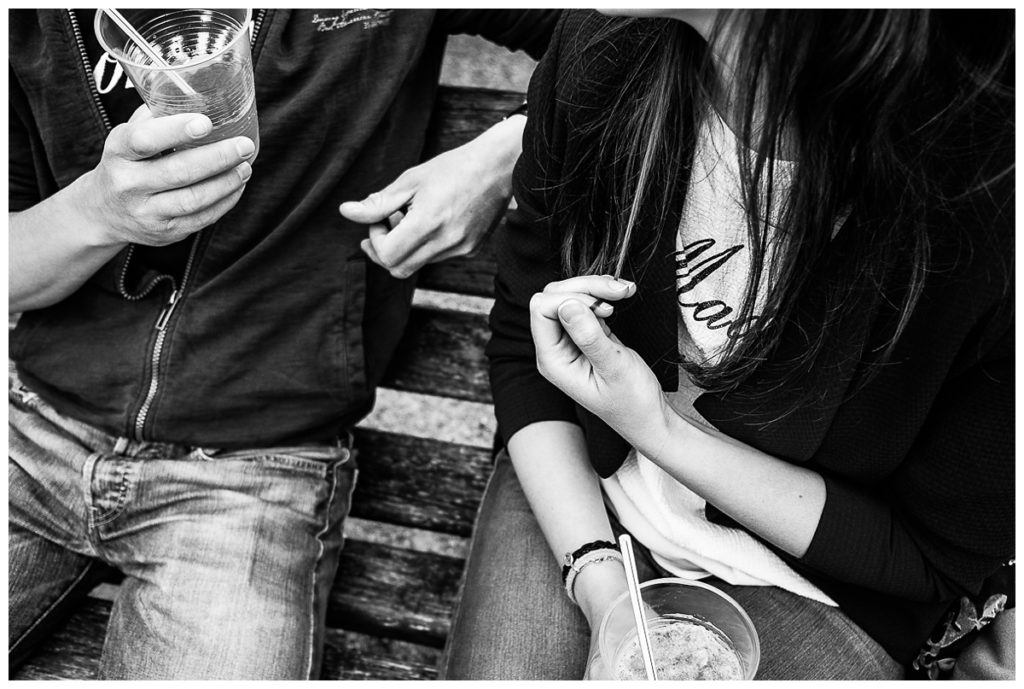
[619,534,659,681]
[103,9,197,95]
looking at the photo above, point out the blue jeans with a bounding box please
[8,374,358,680]
[440,451,905,680]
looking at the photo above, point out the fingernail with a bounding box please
[558,300,587,321]
[609,280,629,292]
[185,117,211,138]
[589,299,613,314]
[235,138,256,158]
[237,162,252,183]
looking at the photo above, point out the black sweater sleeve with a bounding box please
[438,10,561,61]
[802,315,1015,602]
[485,13,579,446]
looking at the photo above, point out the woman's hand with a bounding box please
[529,275,674,451]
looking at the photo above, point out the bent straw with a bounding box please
[103,9,197,95]
[619,534,659,681]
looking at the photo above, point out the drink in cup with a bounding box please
[95,9,259,158]
[595,577,760,680]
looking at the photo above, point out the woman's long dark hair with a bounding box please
[559,10,1014,396]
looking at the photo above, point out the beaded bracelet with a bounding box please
[564,549,624,606]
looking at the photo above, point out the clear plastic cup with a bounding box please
[94,9,259,158]
[596,577,760,680]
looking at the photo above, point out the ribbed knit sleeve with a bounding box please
[486,14,580,446]
[802,331,1015,601]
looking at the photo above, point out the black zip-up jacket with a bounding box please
[487,11,1014,665]
[9,9,557,446]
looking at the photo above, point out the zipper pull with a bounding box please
[154,290,181,331]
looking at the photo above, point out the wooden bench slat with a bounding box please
[322,629,440,680]
[424,86,526,157]
[12,598,108,680]
[350,428,491,536]
[418,234,497,298]
[379,307,492,404]
[328,538,464,648]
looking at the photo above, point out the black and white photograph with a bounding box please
[7,6,1015,681]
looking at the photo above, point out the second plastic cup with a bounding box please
[95,8,259,158]
[596,577,760,681]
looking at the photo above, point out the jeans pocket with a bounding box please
[194,443,354,479]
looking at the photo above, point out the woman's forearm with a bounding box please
[640,411,826,558]
[506,420,627,625]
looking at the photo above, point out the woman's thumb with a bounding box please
[557,300,616,371]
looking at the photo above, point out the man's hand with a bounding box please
[339,114,525,279]
[78,105,255,248]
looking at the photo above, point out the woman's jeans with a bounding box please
[441,450,905,680]
[8,374,358,680]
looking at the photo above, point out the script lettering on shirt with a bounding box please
[675,238,758,339]
[93,52,134,93]
[312,10,393,33]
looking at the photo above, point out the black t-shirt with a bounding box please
[75,8,193,279]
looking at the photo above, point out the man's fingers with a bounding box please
[556,299,618,372]
[361,236,386,267]
[339,177,416,223]
[144,137,256,192]
[113,113,213,161]
[365,213,436,272]
[149,161,251,219]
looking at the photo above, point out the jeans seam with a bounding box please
[82,452,102,537]
[91,461,134,527]
[9,560,97,654]
[305,462,341,679]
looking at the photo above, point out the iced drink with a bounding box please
[596,577,760,680]
[613,614,744,681]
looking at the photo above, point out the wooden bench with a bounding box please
[12,84,519,681]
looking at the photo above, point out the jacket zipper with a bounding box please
[132,244,199,440]
[130,9,268,440]
[68,10,112,131]
[251,9,267,46]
